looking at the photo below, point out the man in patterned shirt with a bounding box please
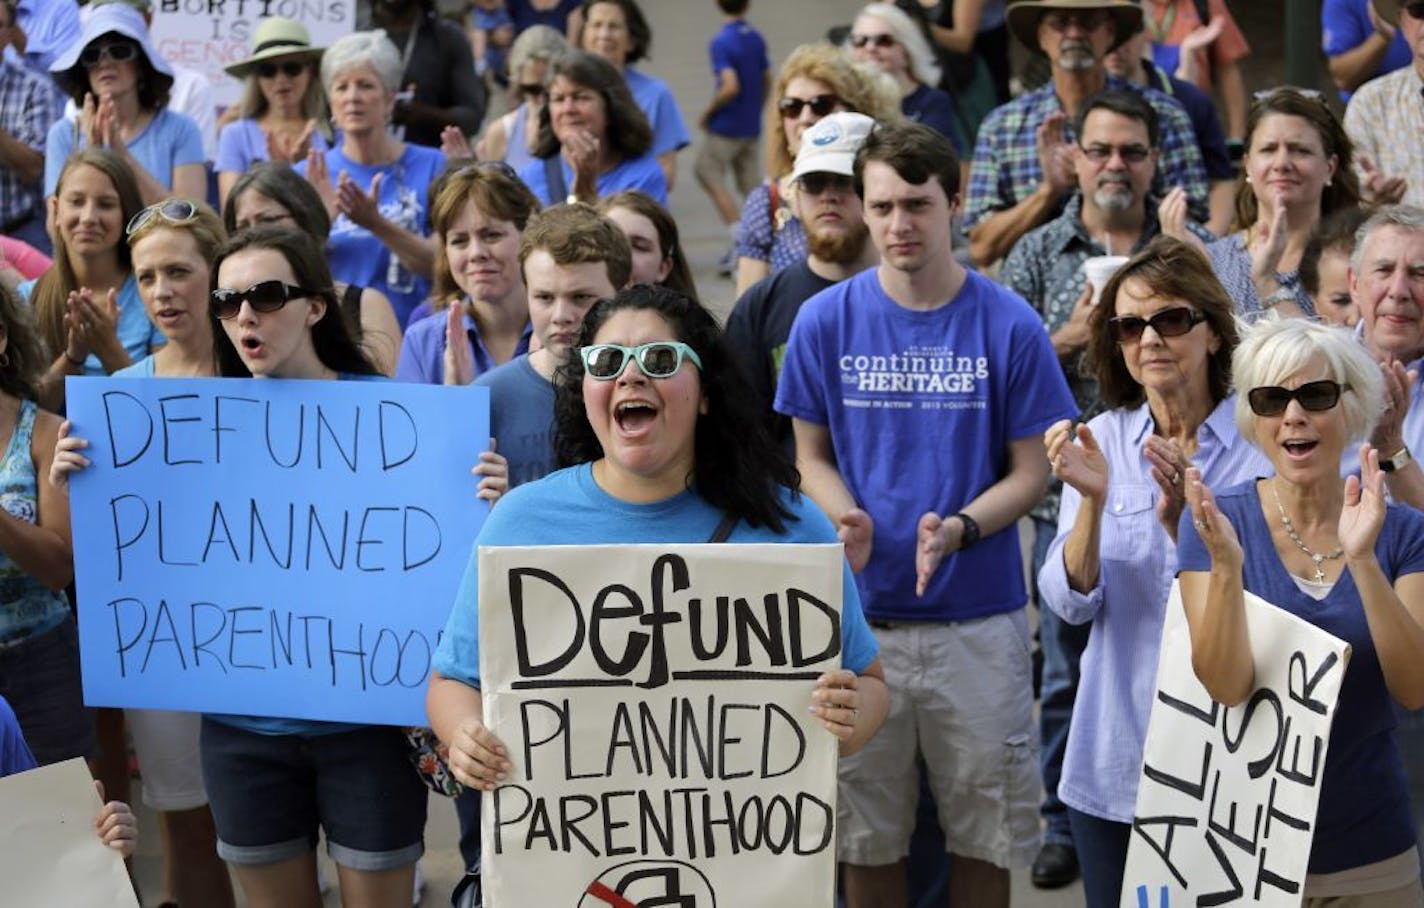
[1344,0,1424,208]
[998,84,1211,890]
[965,0,1208,267]
[0,0,53,254]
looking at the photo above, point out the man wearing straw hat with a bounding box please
[962,0,1208,268]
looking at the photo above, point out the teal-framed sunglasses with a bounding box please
[579,341,703,381]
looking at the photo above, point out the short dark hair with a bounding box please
[210,226,379,378]
[0,282,45,403]
[518,203,633,290]
[553,285,801,531]
[853,121,960,201]
[1300,206,1370,295]
[532,50,653,161]
[223,162,332,239]
[716,0,750,14]
[578,0,653,63]
[1089,235,1238,409]
[1076,88,1159,149]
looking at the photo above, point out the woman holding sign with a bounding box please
[1182,317,1424,903]
[1037,237,1270,906]
[426,284,888,793]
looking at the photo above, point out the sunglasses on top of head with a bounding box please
[1107,306,1207,343]
[211,280,318,320]
[257,60,307,79]
[778,94,842,119]
[1246,380,1347,417]
[126,199,199,236]
[80,42,138,67]
[580,342,703,381]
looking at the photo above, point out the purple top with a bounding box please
[394,307,533,386]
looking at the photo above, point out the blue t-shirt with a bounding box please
[44,108,203,197]
[707,19,769,139]
[1322,0,1412,101]
[433,463,878,687]
[214,118,329,176]
[1177,480,1423,874]
[774,267,1077,622]
[624,67,690,158]
[518,152,668,206]
[297,143,444,328]
[16,274,161,376]
[0,695,36,777]
[473,354,556,488]
[903,83,964,155]
[507,0,580,33]
[112,354,156,378]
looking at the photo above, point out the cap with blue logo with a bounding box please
[790,112,876,184]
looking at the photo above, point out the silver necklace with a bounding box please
[1271,481,1343,583]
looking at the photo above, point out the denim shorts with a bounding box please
[200,718,428,870]
[0,616,95,765]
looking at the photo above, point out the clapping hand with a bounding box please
[1184,467,1242,567]
[1045,419,1108,503]
[1340,443,1387,561]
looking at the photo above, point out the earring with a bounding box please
[1326,178,1333,187]
[1244,175,1252,184]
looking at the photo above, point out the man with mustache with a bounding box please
[725,111,878,452]
[964,0,1208,268]
[999,86,1211,891]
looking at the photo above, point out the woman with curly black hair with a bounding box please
[427,284,890,793]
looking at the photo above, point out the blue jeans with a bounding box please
[1067,807,1130,908]
[454,787,482,872]
[1033,516,1090,847]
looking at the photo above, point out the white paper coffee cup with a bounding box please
[1082,255,1130,306]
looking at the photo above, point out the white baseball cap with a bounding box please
[790,112,877,184]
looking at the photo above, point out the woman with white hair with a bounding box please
[846,3,963,151]
[1182,317,1424,903]
[474,25,568,170]
[300,30,441,328]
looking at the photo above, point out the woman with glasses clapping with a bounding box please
[1037,237,1270,907]
[1181,316,1424,905]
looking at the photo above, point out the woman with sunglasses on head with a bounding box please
[1181,316,1424,905]
[397,160,542,386]
[1204,87,1361,321]
[216,17,331,209]
[300,30,443,329]
[597,189,699,302]
[23,150,161,413]
[846,4,963,151]
[427,283,889,807]
[475,25,569,171]
[226,162,403,376]
[735,43,899,294]
[1038,238,1270,907]
[44,3,205,206]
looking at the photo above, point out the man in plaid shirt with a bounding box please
[0,0,53,254]
[965,0,1208,267]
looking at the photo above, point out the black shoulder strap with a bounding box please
[1191,0,1211,28]
[707,513,738,543]
[543,155,568,202]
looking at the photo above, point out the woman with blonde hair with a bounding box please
[735,42,899,294]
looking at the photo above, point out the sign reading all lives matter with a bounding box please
[1121,582,1351,907]
[67,377,488,727]
[479,544,844,908]
[150,1,356,109]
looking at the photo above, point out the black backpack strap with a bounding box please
[707,513,738,543]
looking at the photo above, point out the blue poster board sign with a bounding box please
[66,377,489,727]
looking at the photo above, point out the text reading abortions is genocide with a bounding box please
[479,545,845,905]
[68,379,486,725]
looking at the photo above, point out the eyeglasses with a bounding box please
[849,33,897,49]
[1080,143,1152,164]
[798,172,854,195]
[779,94,842,119]
[211,280,318,320]
[1107,306,1207,343]
[1042,11,1109,32]
[580,341,703,380]
[126,199,198,236]
[80,42,138,67]
[518,82,546,100]
[256,60,307,79]
[1246,380,1347,417]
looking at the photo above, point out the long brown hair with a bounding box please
[31,150,144,362]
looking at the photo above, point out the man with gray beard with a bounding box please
[999,86,1212,891]
[963,0,1209,268]
[726,112,879,451]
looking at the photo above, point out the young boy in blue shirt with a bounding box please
[693,0,769,273]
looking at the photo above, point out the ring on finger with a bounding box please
[1193,518,1207,530]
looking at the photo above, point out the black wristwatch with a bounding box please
[953,512,980,549]
[1381,446,1413,473]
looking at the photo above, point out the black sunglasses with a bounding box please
[798,172,854,195]
[779,94,842,119]
[80,42,138,67]
[1246,380,1347,417]
[518,82,546,99]
[257,60,307,79]
[211,280,317,319]
[1409,0,1424,19]
[1108,306,1207,343]
[849,33,896,48]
